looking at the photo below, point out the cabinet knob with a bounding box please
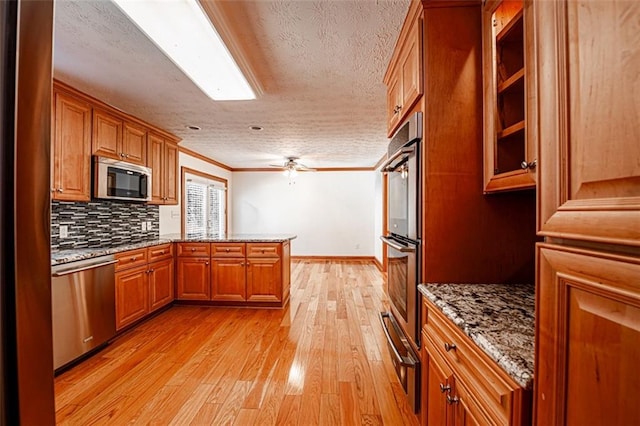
[439,383,451,393]
[520,159,537,170]
[444,342,457,352]
[225,248,230,252]
[205,261,209,266]
[131,256,137,261]
[191,248,196,252]
[393,105,402,114]
[261,249,265,254]
[241,263,245,267]
[120,153,125,157]
[57,188,64,193]
[446,394,459,405]
[125,154,130,158]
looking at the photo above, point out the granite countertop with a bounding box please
[418,283,534,390]
[51,233,297,266]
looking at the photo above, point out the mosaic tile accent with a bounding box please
[51,200,159,250]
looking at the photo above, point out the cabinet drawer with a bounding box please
[424,301,518,425]
[211,243,245,258]
[246,243,280,258]
[176,242,210,257]
[115,248,148,271]
[148,243,173,261]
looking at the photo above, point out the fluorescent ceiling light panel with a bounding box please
[112,0,255,101]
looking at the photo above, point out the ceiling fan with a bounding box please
[269,157,316,177]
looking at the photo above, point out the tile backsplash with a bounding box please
[51,200,159,250]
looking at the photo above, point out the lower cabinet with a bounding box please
[176,241,290,307]
[421,297,531,425]
[176,256,211,300]
[115,243,174,330]
[536,244,640,426]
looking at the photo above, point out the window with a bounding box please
[182,168,227,236]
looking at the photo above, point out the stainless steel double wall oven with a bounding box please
[380,112,422,412]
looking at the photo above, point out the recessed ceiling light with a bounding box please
[186,125,201,131]
[112,0,256,101]
[249,125,263,131]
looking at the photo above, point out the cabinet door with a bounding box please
[149,258,174,312]
[122,121,147,165]
[422,332,451,425]
[176,257,210,300]
[386,73,402,136]
[92,109,122,160]
[452,381,490,426]
[536,244,640,426]
[400,17,422,118]
[164,142,179,205]
[536,0,640,245]
[247,258,281,303]
[52,91,92,201]
[211,258,246,302]
[115,265,149,330]
[147,133,164,204]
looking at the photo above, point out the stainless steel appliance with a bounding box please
[51,255,117,371]
[94,156,152,202]
[380,112,422,413]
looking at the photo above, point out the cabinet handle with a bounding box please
[58,188,64,193]
[393,105,402,114]
[444,342,457,352]
[446,394,459,405]
[120,153,125,157]
[191,248,196,252]
[225,248,230,252]
[520,159,537,170]
[131,256,137,261]
[439,383,451,393]
[125,154,130,158]
[205,261,209,266]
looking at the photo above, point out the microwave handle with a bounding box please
[381,146,415,172]
[140,174,148,198]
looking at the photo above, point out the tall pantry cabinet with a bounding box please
[533,1,640,424]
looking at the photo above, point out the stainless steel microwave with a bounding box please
[94,156,152,202]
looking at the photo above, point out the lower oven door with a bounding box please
[381,235,418,345]
[379,312,420,413]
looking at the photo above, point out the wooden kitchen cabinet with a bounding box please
[482,0,536,192]
[115,264,149,330]
[421,296,531,425]
[211,258,246,302]
[92,109,147,166]
[149,258,174,312]
[114,243,174,330]
[384,0,423,136]
[533,2,640,423]
[52,89,92,201]
[176,257,210,300]
[147,133,179,205]
[246,243,283,303]
[536,244,640,425]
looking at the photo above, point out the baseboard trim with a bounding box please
[373,257,383,272]
[292,256,377,263]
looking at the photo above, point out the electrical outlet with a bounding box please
[141,222,147,231]
[59,225,68,239]
[147,221,152,230]
[355,243,360,250]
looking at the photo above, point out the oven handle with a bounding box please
[380,236,416,253]
[380,146,415,172]
[379,312,418,368]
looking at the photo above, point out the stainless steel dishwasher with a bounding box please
[51,254,117,370]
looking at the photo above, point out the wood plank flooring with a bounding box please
[55,260,420,425]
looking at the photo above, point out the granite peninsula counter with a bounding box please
[418,283,534,390]
[51,234,297,266]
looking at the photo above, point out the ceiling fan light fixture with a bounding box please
[111,0,256,101]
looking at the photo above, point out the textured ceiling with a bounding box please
[53,0,410,169]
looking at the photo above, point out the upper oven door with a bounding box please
[383,143,419,241]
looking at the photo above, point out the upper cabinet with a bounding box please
[482,0,536,193]
[52,88,92,201]
[535,0,640,246]
[147,133,179,205]
[384,0,423,136]
[93,109,147,166]
[52,80,180,203]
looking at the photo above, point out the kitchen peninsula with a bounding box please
[52,234,295,335]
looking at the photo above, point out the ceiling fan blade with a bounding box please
[268,164,285,168]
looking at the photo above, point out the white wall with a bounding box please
[232,171,377,256]
[159,152,233,235]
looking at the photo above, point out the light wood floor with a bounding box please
[55,260,420,425]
